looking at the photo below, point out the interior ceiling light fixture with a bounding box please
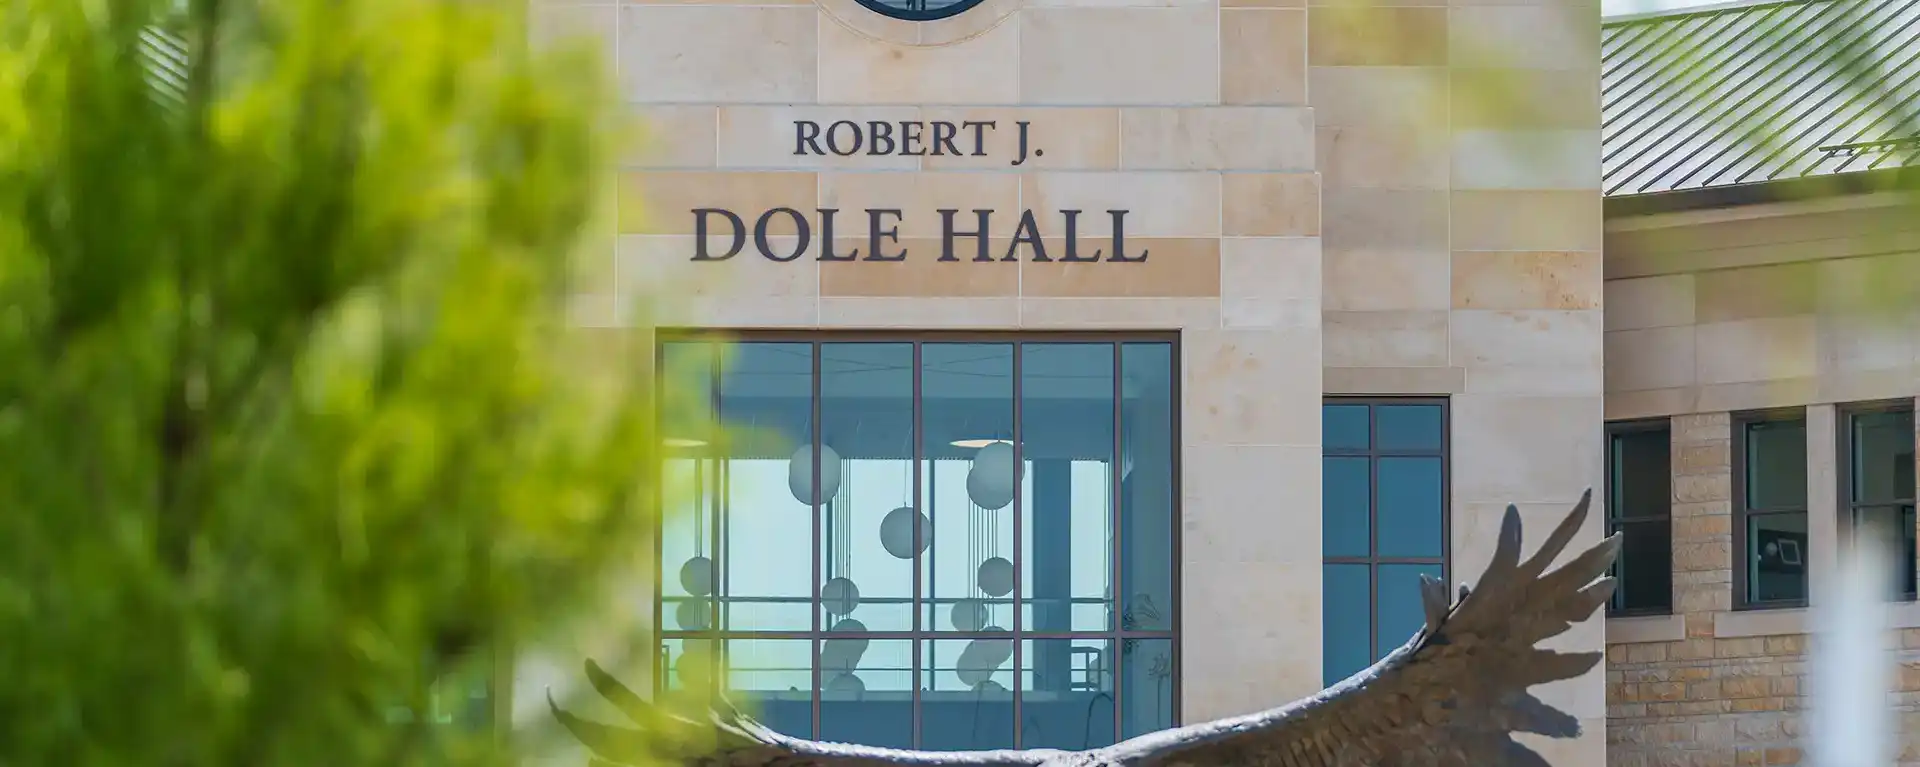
[949,438,1013,449]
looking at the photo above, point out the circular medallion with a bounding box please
[853,0,987,22]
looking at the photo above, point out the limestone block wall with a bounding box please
[1310,2,1606,764]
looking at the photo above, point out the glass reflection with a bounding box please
[1120,343,1175,633]
[820,343,916,633]
[662,342,717,634]
[1322,564,1370,685]
[660,338,1177,750]
[820,639,914,748]
[1119,638,1174,739]
[1020,344,1116,634]
[719,343,815,631]
[1376,458,1443,558]
[923,345,1015,634]
[727,639,814,738]
[1376,563,1443,652]
[1322,457,1370,558]
[1745,419,1807,511]
[921,638,1014,750]
[1021,638,1115,750]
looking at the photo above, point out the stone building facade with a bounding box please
[1601,196,1920,766]
[519,0,1603,762]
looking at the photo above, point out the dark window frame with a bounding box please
[1605,418,1674,617]
[1732,408,1809,611]
[1321,396,1451,674]
[1837,400,1918,602]
[653,329,1183,748]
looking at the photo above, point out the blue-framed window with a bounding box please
[1320,398,1447,686]
[657,333,1179,750]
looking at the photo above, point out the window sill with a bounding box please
[1607,613,1686,644]
[1713,601,1920,639]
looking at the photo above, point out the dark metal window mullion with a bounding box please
[911,341,924,749]
[810,341,823,739]
[709,344,727,693]
[1368,404,1381,661]
[1109,341,1125,739]
[1010,341,1025,748]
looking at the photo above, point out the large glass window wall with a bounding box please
[657,333,1178,750]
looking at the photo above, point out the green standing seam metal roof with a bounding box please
[1603,0,1920,197]
[138,26,189,108]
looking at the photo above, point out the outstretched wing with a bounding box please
[1100,489,1617,767]
[548,660,1056,767]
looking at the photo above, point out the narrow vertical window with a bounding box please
[1606,421,1673,615]
[1734,413,1808,609]
[1841,404,1916,601]
[1321,398,1447,686]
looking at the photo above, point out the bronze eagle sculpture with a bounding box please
[550,489,1617,767]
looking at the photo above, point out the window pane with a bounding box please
[1616,520,1673,613]
[1851,505,1917,601]
[1020,638,1116,750]
[1119,638,1175,739]
[1376,405,1443,452]
[922,345,1014,634]
[1120,343,1176,632]
[1322,564,1371,686]
[1851,410,1915,504]
[1324,404,1369,451]
[1021,344,1115,634]
[1746,511,1808,605]
[719,343,815,631]
[726,639,815,739]
[821,343,915,632]
[820,639,913,748]
[662,343,716,625]
[661,637,713,692]
[921,638,1014,750]
[1376,457,1443,558]
[1376,563,1443,661]
[1322,457,1371,558]
[1744,419,1806,511]
[1611,427,1672,520]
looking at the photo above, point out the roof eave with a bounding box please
[1603,165,1920,218]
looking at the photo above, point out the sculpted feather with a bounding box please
[551,489,1617,767]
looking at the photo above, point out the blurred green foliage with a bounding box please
[0,0,713,764]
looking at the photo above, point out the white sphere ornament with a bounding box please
[878,506,932,559]
[949,598,988,632]
[975,679,1008,695]
[966,442,1018,510]
[821,577,861,616]
[679,556,714,597]
[976,557,1014,597]
[787,443,843,505]
[674,599,712,631]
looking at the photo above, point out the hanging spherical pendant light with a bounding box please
[678,556,714,597]
[976,557,1014,598]
[878,506,932,559]
[787,443,843,505]
[966,441,1018,510]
